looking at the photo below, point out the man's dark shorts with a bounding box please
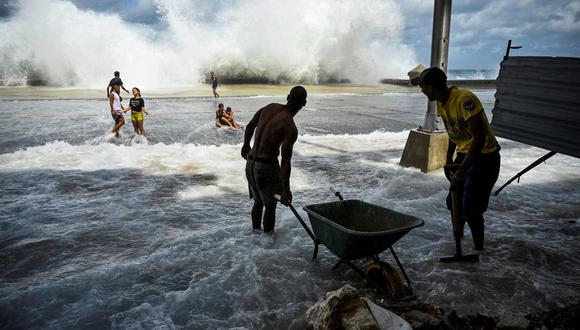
[447,148,501,220]
[245,159,281,205]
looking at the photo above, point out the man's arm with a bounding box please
[241,108,263,159]
[452,112,485,184]
[106,85,110,97]
[121,84,130,94]
[279,125,298,206]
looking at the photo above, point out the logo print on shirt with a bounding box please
[463,99,475,111]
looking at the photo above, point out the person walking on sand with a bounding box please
[241,86,307,233]
[411,67,500,250]
[210,71,220,98]
[127,87,149,135]
[107,71,130,98]
[109,83,127,138]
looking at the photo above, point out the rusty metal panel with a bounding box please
[491,56,580,158]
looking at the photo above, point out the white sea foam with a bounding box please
[1,125,579,328]
[0,0,416,87]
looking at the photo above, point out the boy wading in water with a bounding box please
[109,83,127,137]
[241,86,307,233]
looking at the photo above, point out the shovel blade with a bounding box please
[440,253,479,263]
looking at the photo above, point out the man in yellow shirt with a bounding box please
[412,67,500,250]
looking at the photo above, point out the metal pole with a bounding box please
[420,0,452,132]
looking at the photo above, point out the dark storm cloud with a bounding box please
[0,1,16,18]
[71,0,160,24]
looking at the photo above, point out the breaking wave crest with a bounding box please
[0,0,416,87]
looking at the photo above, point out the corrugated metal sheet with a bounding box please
[491,56,580,158]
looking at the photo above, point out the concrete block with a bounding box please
[400,129,449,173]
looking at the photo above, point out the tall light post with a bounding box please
[421,0,451,132]
[400,0,452,172]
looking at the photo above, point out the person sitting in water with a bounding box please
[215,103,233,128]
[127,87,149,135]
[225,107,241,128]
[109,83,127,137]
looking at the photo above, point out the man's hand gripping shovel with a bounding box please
[440,164,479,263]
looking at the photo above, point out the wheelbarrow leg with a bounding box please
[312,242,320,261]
[389,247,413,293]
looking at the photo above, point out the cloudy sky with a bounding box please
[1,0,579,70]
[400,0,580,68]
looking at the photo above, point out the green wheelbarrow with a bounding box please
[283,191,425,299]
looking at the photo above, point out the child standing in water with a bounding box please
[109,83,126,137]
[127,87,149,135]
[210,71,220,98]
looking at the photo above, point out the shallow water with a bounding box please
[1,91,579,329]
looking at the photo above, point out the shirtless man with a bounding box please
[241,86,307,233]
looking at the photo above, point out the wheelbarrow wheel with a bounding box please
[363,262,406,298]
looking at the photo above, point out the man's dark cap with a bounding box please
[410,67,447,86]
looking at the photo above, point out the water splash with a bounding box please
[0,0,416,87]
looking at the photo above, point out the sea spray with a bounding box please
[0,0,416,87]
[1,92,579,328]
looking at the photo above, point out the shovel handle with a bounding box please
[274,194,318,244]
[451,189,466,237]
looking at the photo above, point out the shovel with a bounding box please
[440,165,479,263]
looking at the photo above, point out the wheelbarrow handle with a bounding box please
[274,194,318,244]
[329,187,344,201]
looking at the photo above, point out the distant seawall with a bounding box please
[381,78,496,87]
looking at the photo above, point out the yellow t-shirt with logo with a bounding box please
[437,87,499,154]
